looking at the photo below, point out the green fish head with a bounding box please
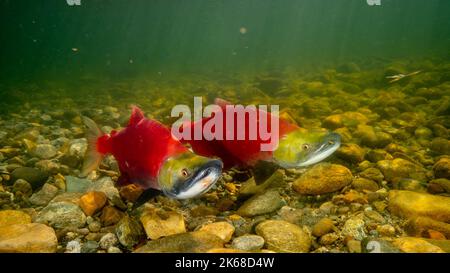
[273,129,341,168]
[157,152,223,199]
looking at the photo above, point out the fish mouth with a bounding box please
[164,159,223,199]
[297,132,341,167]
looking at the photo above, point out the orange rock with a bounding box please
[78,191,107,216]
[119,184,143,202]
[224,183,237,194]
[333,190,368,205]
[100,206,124,226]
[427,229,447,240]
[343,190,368,204]
[216,198,235,212]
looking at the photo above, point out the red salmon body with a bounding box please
[179,99,298,168]
[85,106,187,189]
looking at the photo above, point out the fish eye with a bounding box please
[181,168,190,177]
[302,144,310,150]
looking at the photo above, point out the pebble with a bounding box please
[190,205,219,217]
[81,240,99,253]
[277,206,304,225]
[107,246,122,253]
[377,158,427,183]
[59,154,80,169]
[99,233,119,250]
[337,206,350,215]
[69,139,87,157]
[65,240,82,253]
[10,167,49,190]
[35,160,60,174]
[29,183,59,206]
[414,127,433,139]
[35,201,86,229]
[12,179,33,197]
[323,112,367,129]
[336,143,365,163]
[198,221,235,242]
[0,210,31,227]
[433,157,450,179]
[65,176,92,193]
[255,220,311,253]
[312,218,335,237]
[319,233,339,245]
[352,177,379,192]
[394,178,426,193]
[87,177,120,201]
[372,200,388,212]
[359,167,384,183]
[88,221,102,233]
[354,125,382,148]
[392,237,444,253]
[388,190,450,222]
[428,178,450,194]
[115,216,144,248]
[405,216,450,239]
[0,223,57,253]
[231,235,265,251]
[207,248,247,253]
[33,144,57,159]
[293,163,353,195]
[140,208,186,240]
[430,138,450,155]
[100,206,124,226]
[236,189,284,217]
[51,192,82,204]
[342,217,366,241]
[376,224,396,237]
[319,202,337,214]
[347,240,362,253]
[427,229,447,240]
[78,191,107,216]
[364,210,385,223]
[119,184,143,202]
[134,231,224,253]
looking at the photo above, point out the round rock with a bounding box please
[255,220,311,253]
[10,167,49,190]
[231,235,265,251]
[293,163,353,195]
[237,189,284,217]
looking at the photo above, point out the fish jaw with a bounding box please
[157,152,223,199]
[273,129,341,168]
[296,132,341,167]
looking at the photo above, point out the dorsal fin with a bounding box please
[214,98,232,108]
[128,105,145,126]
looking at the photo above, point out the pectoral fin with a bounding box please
[251,160,280,185]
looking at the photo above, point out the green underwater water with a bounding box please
[0,0,450,110]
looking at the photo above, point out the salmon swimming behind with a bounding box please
[179,98,341,171]
[81,106,223,200]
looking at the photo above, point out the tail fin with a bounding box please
[81,116,105,177]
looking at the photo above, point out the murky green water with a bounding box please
[1,0,449,104]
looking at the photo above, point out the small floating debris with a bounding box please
[386,70,421,83]
[71,48,78,52]
[239,27,247,34]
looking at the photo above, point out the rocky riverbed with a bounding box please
[0,59,449,253]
